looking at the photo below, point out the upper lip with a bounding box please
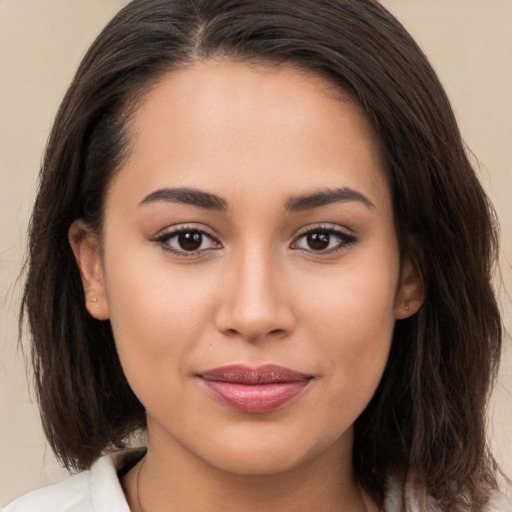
[199,364,312,384]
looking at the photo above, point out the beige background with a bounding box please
[1,0,511,505]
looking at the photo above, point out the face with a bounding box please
[71,60,422,476]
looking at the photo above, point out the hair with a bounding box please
[21,0,503,509]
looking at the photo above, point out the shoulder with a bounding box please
[1,448,145,512]
[384,478,512,512]
[2,470,91,512]
[485,491,512,512]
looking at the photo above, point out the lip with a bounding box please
[199,364,313,413]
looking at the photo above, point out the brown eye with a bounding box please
[292,227,357,254]
[307,232,330,251]
[155,228,221,255]
[178,231,203,251]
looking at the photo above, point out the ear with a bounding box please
[395,256,424,319]
[69,219,110,320]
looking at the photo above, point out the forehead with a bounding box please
[110,59,389,211]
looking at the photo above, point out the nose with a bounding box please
[214,248,296,343]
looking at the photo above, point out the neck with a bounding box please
[123,428,377,512]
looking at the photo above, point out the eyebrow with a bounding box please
[285,187,375,212]
[139,187,228,211]
[138,185,374,213]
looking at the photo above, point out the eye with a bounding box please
[292,227,357,254]
[152,227,221,256]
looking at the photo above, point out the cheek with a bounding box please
[308,286,394,373]
[299,252,398,340]
[102,248,217,395]
[295,251,399,401]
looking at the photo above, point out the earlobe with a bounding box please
[68,220,110,320]
[395,256,424,319]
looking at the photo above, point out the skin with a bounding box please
[70,60,423,512]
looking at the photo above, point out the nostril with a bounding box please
[214,282,297,342]
[221,326,289,343]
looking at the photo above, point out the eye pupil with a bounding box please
[307,232,330,251]
[178,231,203,251]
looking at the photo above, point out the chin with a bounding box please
[206,445,314,477]
[192,425,350,478]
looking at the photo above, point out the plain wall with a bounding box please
[1,0,511,504]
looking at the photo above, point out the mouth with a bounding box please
[198,364,313,413]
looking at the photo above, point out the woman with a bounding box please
[3,0,509,510]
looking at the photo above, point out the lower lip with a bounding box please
[201,380,310,413]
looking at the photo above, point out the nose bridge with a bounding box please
[216,241,294,341]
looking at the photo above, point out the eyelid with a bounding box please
[148,222,357,257]
[149,223,222,256]
[290,224,358,254]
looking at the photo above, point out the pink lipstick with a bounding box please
[199,364,312,413]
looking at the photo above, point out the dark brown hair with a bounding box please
[22,0,503,509]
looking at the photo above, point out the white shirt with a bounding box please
[3,449,511,511]
[2,449,143,512]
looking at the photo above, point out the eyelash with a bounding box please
[291,225,358,256]
[150,225,357,257]
[150,226,221,257]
